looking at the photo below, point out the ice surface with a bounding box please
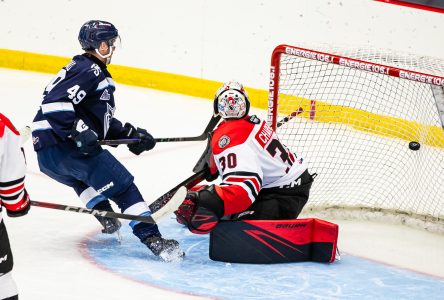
[86,219,444,300]
[1,68,443,300]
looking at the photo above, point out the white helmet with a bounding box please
[214,81,250,119]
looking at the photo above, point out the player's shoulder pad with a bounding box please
[246,115,261,125]
[212,118,256,155]
[0,113,19,138]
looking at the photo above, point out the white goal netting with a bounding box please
[268,44,444,232]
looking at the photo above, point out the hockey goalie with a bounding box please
[175,81,338,264]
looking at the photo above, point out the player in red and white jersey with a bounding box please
[175,81,314,234]
[0,113,31,300]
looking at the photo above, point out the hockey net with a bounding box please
[268,44,444,233]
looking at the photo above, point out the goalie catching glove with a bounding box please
[174,185,224,234]
[123,123,156,155]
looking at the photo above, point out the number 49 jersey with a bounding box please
[211,115,308,215]
[32,54,122,151]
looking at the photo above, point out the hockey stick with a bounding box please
[30,186,187,224]
[276,107,303,128]
[148,169,206,212]
[98,115,221,146]
[19,126,31,144]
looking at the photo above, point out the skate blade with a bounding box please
[335,248,341,261]
[114,230,123,244]
[160,247,185,263]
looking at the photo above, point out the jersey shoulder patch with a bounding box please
[212,118,255,155]
[247,115,261,124]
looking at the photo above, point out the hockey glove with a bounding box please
[124,123,156,155]
[71,119,99,155]
[6,189,31,218]
[174,185,224,234]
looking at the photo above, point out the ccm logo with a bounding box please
[97,182,114,194]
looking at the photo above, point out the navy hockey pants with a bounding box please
[36,141,160,240]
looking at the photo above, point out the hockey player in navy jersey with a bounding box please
[31,20,183,261]
[175,81,315,234]
[0,113,31,300]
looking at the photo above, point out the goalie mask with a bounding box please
[214,81,250,119]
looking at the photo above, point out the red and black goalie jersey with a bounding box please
[211,115,307,215]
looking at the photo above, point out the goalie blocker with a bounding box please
[210,218,338,264]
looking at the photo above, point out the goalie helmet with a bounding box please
[78,20,119,51]
[214,81,250,119]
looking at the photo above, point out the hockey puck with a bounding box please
[409,141,420,151]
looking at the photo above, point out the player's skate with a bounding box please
[95,214,122,243]
[92,200,122,235]
[143,235,184,262]
[95,215,122,234]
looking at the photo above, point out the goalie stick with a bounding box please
[30,186,187,224]
[98,115,221,146]
[148,169,206,212]
[276,107,304,128]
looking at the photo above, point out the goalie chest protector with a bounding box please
[209,218,338,264]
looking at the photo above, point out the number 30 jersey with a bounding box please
[211,115,307,215]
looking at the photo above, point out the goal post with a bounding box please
[268,44,444,232]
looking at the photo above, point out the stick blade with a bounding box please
[151,186,187,222]
[20,126,31,145]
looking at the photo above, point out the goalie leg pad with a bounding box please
[209,218,338,264]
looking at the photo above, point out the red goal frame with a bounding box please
[268,44,444,130]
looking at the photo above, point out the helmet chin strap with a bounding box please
[95,47,114,64]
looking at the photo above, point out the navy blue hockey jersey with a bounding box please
[32,54,126,151]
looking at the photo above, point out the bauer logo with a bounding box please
[276,223,306,229]
[218,135,231,149]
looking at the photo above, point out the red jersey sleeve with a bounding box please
[0,113,30,215]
